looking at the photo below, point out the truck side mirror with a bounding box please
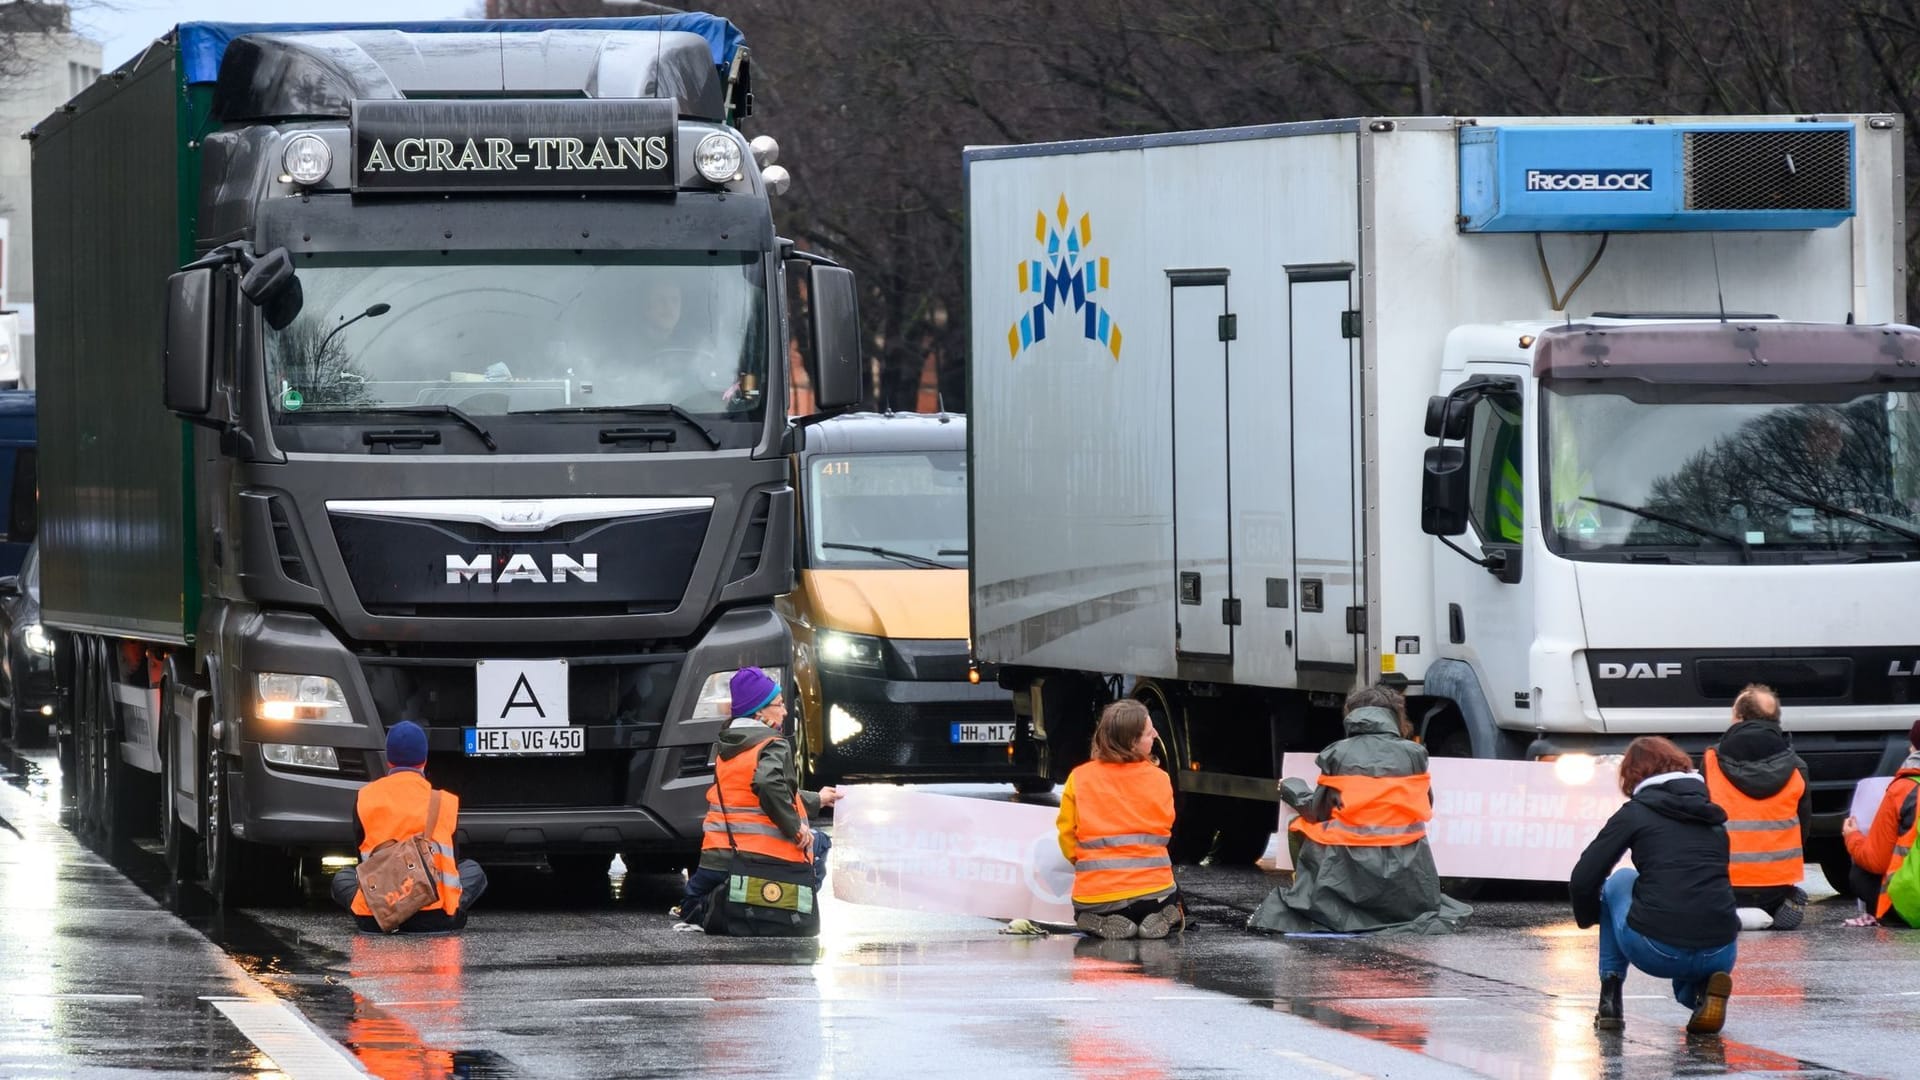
[807,264,862,411]
[1421,445,1471,536]
[1425,394,1473,439]
[240,247,303,331]
[164,268,218,418]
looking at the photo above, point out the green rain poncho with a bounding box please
[1249,707,1472,935]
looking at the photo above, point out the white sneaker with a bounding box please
[1737,906,1773,931]
[671,921,705,933]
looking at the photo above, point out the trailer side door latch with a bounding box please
[1218,313,1237,341]
[1222,597,1242,626]
[1340,309,1362,338]
[1345,605,1366,634]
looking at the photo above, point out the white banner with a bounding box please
[1273,753,1630,881]
[1852,775,1894,826]
[829,786,1075,923]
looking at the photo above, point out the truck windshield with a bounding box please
[808,451,968,569]
[1544,382,1920,559]
[263,252,768,425]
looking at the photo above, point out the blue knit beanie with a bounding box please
[730,667,781,719]
[385,720,429,768]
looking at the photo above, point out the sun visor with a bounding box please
[1533,322,1920,384]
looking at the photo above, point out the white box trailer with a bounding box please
[967,115,1920,874]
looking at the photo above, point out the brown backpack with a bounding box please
[356,790,445,932]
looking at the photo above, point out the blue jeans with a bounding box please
[1599,868,1738,1007]
[680,831,831,923]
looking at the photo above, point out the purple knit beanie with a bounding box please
[730,667,780,719]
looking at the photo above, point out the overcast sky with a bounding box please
[82,0,478,71]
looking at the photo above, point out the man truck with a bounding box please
[30,15,862,903]
[967,115,1919,883]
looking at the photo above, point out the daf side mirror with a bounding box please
[1424,394,1473,440]
[240,247,303,331]
[808,264,862,411]
[1421,445,1470,536]
[164,268,218,418]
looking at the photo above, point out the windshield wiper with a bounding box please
[1761,484,1920,545]
[820,542,948,569]
[340,404,496,451]
[511,403,719,448]
[1576,495,1752,562]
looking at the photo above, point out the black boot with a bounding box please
[1595,974,1625,1030]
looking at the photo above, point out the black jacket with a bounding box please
[1712,720,1812,845]
[1570,774,1740,950]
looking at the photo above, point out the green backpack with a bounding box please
[1881,781,1920,924]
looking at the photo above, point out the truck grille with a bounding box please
[358,652,680,739]
[830,700,1019,771]
[1683,128,1851,212]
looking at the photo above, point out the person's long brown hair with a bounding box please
[1090,699,1153,764]
[1618,736,1695,797]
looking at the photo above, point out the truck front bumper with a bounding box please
[230,607,789,855]
[816,668,1032,783]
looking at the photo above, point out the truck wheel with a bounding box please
[1012,776,1054,798]
[1207,818,1275,866]
[201,743,296,908]
[1137,682,1215,864]
[795,705,839,789]
[1426,725,1483,898]
[1812,839,1857,899]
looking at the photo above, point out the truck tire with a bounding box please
[1137,682,1217,864]
[1426,726,1485,900]
[202,740,297,908]
[1812,838,1857,899]
[794,705,840,789]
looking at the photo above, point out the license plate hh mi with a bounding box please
[951,721,1015,744]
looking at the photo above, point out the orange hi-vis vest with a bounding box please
[1067,760,1175,904]
[350,770,462,918]
[701,733,809,865]
[1702,747,1806,888]
[1290,771,1432,847]
[1877,779,1920,920]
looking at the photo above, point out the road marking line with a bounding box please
[33,993,145,1002]
[1003,996,1097,1002]
[571,996,715,1004]
[209,999,363,1080]
[1274,1049,1374,1079]
[1333,996,1468,1004]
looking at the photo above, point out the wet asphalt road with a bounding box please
[4,746,1919,1080]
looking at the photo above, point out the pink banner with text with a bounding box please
[1274,753,1630,881]
[829,786,1075,923]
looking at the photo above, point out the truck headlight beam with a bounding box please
[695,132,744,183]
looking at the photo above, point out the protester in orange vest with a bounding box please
[1703,684,1811,931]
[675,668,839,928]
[1841,718,1920,928]
[1250,685,1470,935]
[1055,699,1180,940]
[330,720,488,933]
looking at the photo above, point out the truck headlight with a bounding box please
[20,623,53,655]
[262,743,340,771]
[690,667,788,723]
[695,132,743,182]
[281,133,332,186]
[256,673,352,724]
[817,631,884,670]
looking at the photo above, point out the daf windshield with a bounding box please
[808,451,968,569]
[1544,382,1920,560]
[263,252,768,428]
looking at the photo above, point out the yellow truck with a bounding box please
[782,412,1041,790]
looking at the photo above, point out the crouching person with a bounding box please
[1841,718,1920,927]
[1250,685,1470,935]
[1057,700,1182,940]
[331,721,488,933]
[1571,736,1738,1034]
[677,668,838,936]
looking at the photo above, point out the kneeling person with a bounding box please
[678,668,838,932]
[331,720,489,933]
[1057,700,1182,939]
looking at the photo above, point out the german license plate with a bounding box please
[464,726,584,756]
[951,721,1015,744]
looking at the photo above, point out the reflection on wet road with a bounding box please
[3,756,1916,1078]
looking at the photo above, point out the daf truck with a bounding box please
[30,16,862,903]
[967,115,1919,882]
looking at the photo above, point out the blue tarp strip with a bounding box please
[176,15,744,86]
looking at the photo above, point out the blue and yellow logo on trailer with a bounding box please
[1008,195,1121,361]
